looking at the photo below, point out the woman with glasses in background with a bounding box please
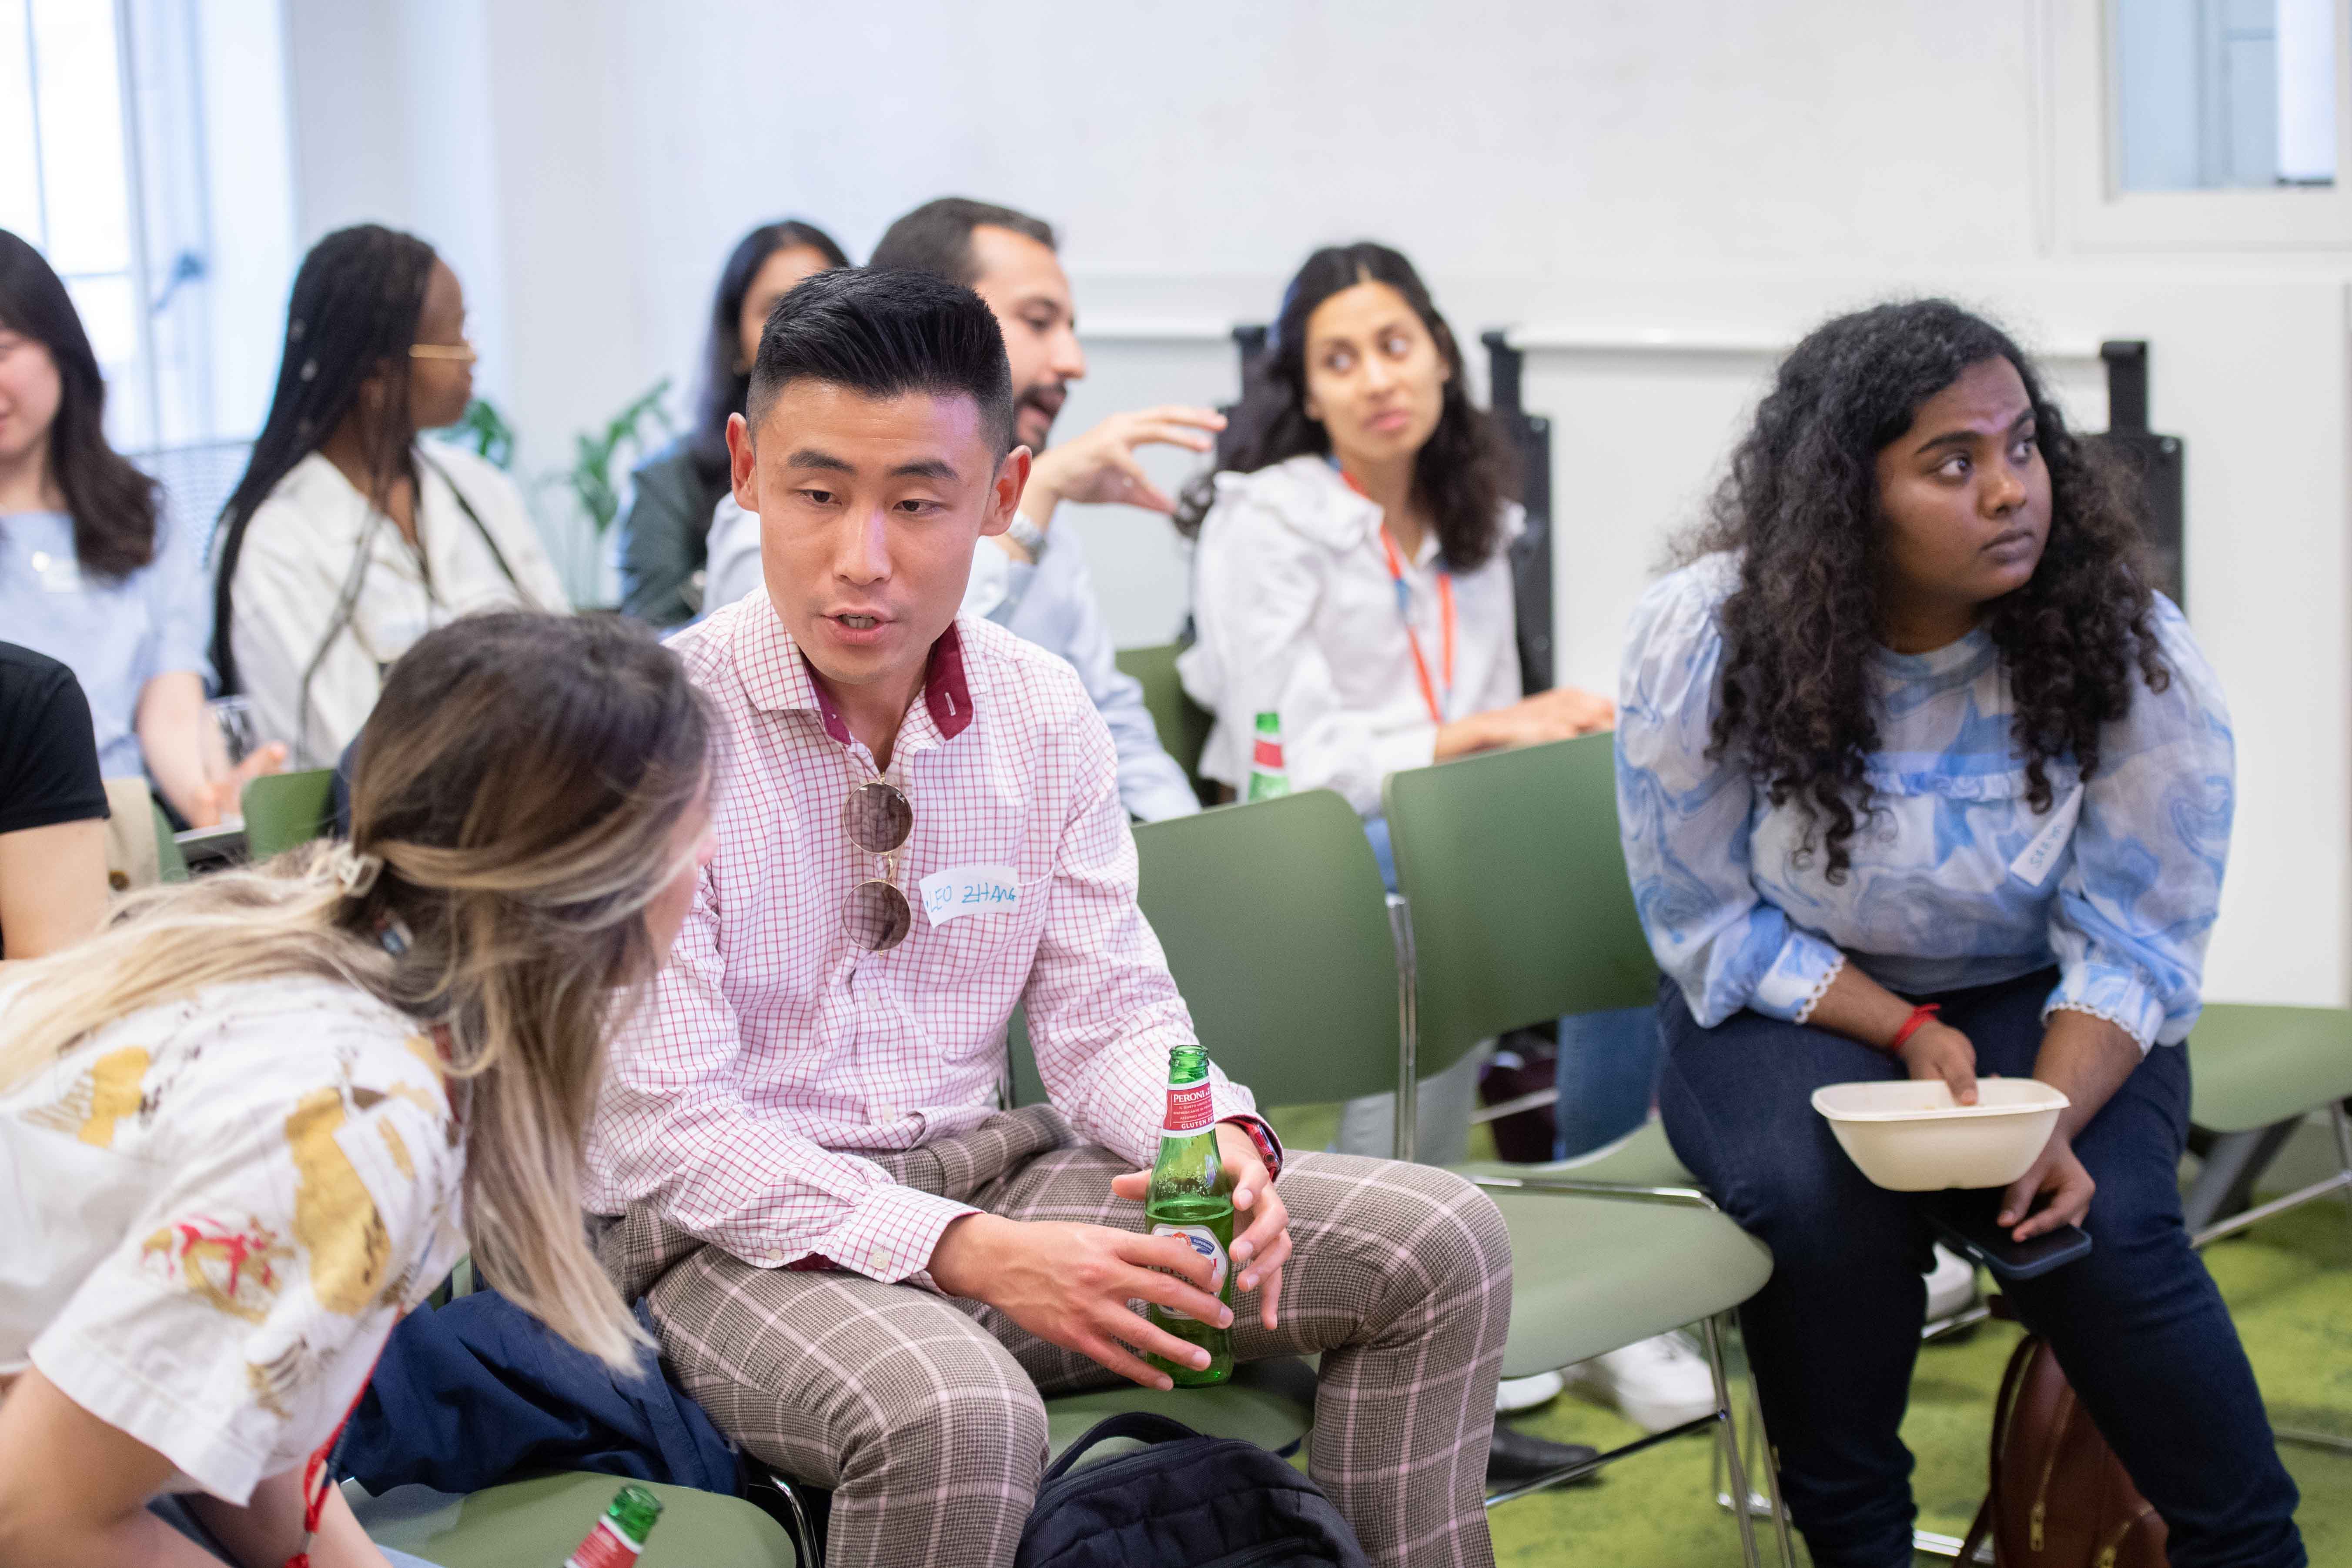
[0,231,286,828]
[214,225,566,767]
[616,218,848,627]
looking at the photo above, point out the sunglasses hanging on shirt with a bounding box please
[842,779,915,951]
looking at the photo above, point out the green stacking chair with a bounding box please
[1125,789,1779,1565]
[2181,1003,2352,1248]
[1382,737,1786,1564]
[1381,735,1719,1200]
[241,767,337,859]
[2181,1004,2352,1461]
[1113,642,1217,807]
[151,799,190,883]
[349,1472,799,1567]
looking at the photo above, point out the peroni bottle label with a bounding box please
[1163,1079,1213,1134]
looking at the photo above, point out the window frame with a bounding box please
[2051,0,2352,251]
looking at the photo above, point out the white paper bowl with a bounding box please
[1810,1078,2070,1191]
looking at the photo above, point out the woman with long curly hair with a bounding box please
[1618,299,2301,1567]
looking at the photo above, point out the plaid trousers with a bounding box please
[598,1106,1510,1568]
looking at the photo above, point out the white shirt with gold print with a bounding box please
[0,976,464,1503]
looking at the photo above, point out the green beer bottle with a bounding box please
[1245,711,1291,801]
[1144,1043,1236,1386]
[562,1483,662,1567]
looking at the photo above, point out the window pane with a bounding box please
[29,0,131,272]
[0,0,37,243]
[2115,0,2337,190]
[64,272,149,449]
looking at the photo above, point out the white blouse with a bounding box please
[0,975,464,1502]
[1179,455,1525,816]
[228,447,568,766]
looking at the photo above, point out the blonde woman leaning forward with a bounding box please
[0,612,714,1568]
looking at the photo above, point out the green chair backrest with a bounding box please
[242,768,337,860]
[1009,1007,1048,1108]
[1114,642,1215,806]
[151,800,190,883]
[1382,732,1658,1078]
[1005,791,1400,1109]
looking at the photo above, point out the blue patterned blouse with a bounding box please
[1615,554,2232,1051]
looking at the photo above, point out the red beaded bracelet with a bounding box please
[1887,1003,1941,1052]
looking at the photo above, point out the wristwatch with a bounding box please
[1006,515,1049,561]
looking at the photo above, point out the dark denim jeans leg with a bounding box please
[1554,1006,1663,1160]
[1986,1018,2304,1568]
[1656,979,1926,1568]
[1656,970,2305,1568]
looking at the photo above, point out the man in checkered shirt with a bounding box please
[585,267,1512,1568]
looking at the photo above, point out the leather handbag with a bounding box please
[1961,1328,2165,1567]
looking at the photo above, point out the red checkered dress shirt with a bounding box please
[585,592,1278,1284]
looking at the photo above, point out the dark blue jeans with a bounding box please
[1656,969,2304,1568]
[1554,1007,1662,1160]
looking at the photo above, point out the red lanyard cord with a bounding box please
[1376,527,1455,727]
[1337,462,1455,727]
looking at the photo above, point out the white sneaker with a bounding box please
[1494,1369,1564,1414]
[1562,1332,1719,1433]
[1924,1243,1980,1323]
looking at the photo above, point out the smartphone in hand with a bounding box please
[1918,1187,2092,1281]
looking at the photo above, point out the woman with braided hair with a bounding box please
[1617,299,2302,1567]
[214,226,565,767]
[0,612,714,1568]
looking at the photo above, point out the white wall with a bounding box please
[279,0,2352,1009]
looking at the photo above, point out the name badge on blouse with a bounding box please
[2008,782,2086,889]
[31,550,80,593]
[920,864,1021,926]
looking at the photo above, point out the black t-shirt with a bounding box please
[0,639,107,837]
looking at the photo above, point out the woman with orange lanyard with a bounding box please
[0,612,714,1568]
[1175,245,1703,1464]
[1178,243,1610,890]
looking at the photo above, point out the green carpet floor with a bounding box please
[1260,1103,2352,1565]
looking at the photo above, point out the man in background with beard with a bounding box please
[704,196,1210,822]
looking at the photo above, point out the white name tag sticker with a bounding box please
[920,864,1021,926]
[33,552,80,594]
[2008,782,2086,889]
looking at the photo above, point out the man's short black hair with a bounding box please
[743,267,1016,457]
[868,197,1057,289]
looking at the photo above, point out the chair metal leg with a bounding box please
[1386,893,1419,1164]
[2182,1122,2300,1236]
[1701,1314,1764,1568]
[1745,1345,1797,1568]
[757,1473,824,1568]
[1710,1328,1797,1568]
[2332,1099,2352,1246]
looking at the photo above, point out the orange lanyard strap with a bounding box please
[1377,527,1455,726]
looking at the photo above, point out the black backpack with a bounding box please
[1015,1411,1371,1568]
